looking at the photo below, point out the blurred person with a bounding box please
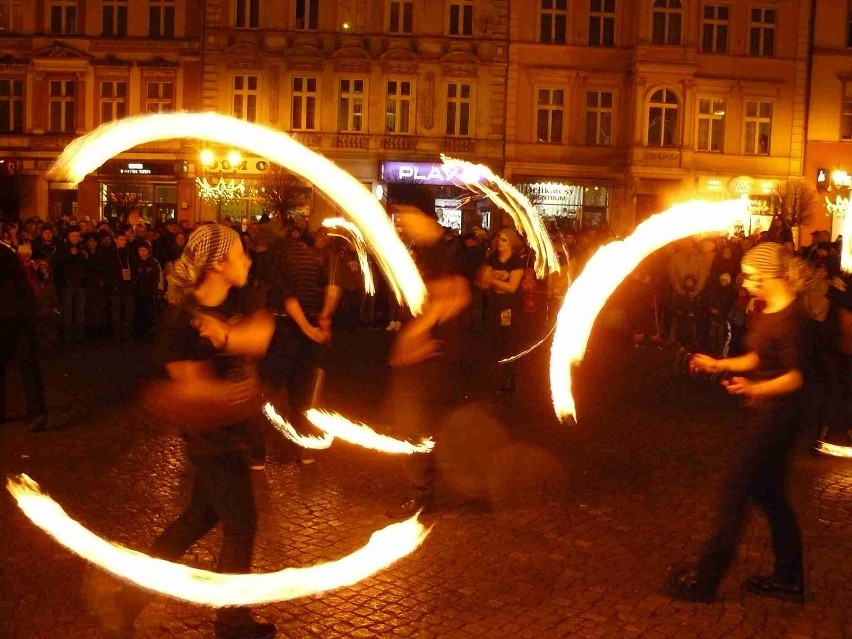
[669,242,806,604]
[84,233,107,340]
[132,241,164,338]
[704,272,737,358]
[107,224,276,639]
[54,225,89,343]
[33,259,59,347]
[101,231,136,341]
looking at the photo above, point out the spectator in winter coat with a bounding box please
[132,241,163,337]
[54,226,89,342]
[100,231,136,341]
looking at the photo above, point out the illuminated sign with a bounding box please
[120,163,152,175]
[381,161,472,185]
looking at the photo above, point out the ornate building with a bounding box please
[198,0,509,228]
[505,0,812,236]
[0,0,203,222]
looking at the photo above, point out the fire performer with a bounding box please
[669,242,806,603]
[386,205,470,518]
[106,224,277,639]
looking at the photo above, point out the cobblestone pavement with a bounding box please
[2,329,852,639]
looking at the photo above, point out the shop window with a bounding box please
[0,78,23,133]
[585,90,612,146]
[149,0,175,38]
[102,0,127,36]
[235,0,259,28]
[447,0,473,37]
[50,0,77,35]
[292,76,318,131]
[701,4,728,53]
[48,80,75,133]
[749,8,775,57]
[651,0,681,45]
[842,83,852,140]
[146,81,174,113]
[388,0,413,33]
[537,88,564,143]
[233,75,258,122]
[386,80,412,134]
[338,79,365,133]
[744,100,772,155]
[0,1,23,33]
[446,82,471,137]
[539,0,567,45]
[646,88,679,147]
[589,0,615,47]
[100,81,127,124]
[294,0,318,30]
[696,98,725,152]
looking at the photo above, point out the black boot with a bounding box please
[743,574,804,603]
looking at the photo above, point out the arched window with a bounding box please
[647,89,679,148]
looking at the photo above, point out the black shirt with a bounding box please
[488,253,525,313]
[746,301,803,410]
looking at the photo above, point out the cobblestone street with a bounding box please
[2,330,852,638]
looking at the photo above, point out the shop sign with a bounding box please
[728,175,754,195]
[381,161,472,185]
[99,161,177,176]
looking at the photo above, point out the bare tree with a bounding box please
[385,177,435,214]
[771,179,818,229]
[104,178,144,223]
[259,165,310,223]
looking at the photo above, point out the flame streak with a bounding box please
[440,155,559,279]
[550,199,748,422]
[322,217,375,296]
[6,474,427,607]
[498,321,557,364]
[842,198,852,274]
[47,112,425,314]
[815,441,852,458]
[263,403,334,450]
[306,409,434,455]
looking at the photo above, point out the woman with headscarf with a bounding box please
[108,224,276,639]
[669,242,806,604]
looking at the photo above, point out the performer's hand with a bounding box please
[192,312,229,349]
[722,376,753,396]
[304,324,329,344]
[689,353,719,374]
[318,315,332,334]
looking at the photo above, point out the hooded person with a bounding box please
[669,242,806,604]
[104,224,277,639]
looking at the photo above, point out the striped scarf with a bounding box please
[741,242,789,279]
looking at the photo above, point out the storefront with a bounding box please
[696,174,779,236]
[514,180,611,230]
[87,159,187,224]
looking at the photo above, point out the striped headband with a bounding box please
[741,242,789,279]
[167,224,239,300]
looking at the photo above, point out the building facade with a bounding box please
[199,0,509,229]
[506,0,811,236]
[0,0,203,222]
[803,0,852,241]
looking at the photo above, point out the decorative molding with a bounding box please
[383,135,417,151]
[420,71,435,130]
[269,66,279,124]
[31,40,90,60]
[90,55,133,68]
[0,54,28,67]
[336,134,369,150]
[379,42,418,74]
[138,56,181,69]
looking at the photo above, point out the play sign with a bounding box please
[381,161,473,185]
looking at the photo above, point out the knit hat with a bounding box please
[741,242,789,279]
[168,224,239,300]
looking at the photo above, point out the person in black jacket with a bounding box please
[101,231,136,341]
[0,235,50,431]
[54,225,89,343]
[132,241,163,337]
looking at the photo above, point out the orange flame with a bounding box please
[7,474,428,607]
[263,403,334,449]
[322,217,375,295]
[550,199,748,422]
[842,197,852,274]
[306,409,435,455]
[815,441,852,458]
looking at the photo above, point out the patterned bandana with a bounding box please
[168,224,239,300]
[741,242,789,279]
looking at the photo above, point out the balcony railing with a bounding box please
[383,135,416,151]
[335,133,369,150]
[291,131,322,147]
[442,137,474,153]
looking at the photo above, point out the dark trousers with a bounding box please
[0,320,47,419]
[109,293,134,341]
[122,450,258,627]
[697,405,803,587]
[134,296,157,337]
[61,286,86,341]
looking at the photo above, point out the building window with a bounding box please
[338,79,364,132]
[386,80,412,134]
[145,81,174,113]
[744,100,772,155]
[696,98,725,152]
[540,0,567,44]
[233,75,258,123]
[848,7,852,48]
[50,0,77,35]
[0,0,24,33]
[537,88,564,143]
[701,4,728,53]
[749,8,775,57]
[292,77,318,131]
[448,0,473,36]
[0,79,23,133]
[149,0,175,37]
[294,0,318,30]
[647,88,678,147]
[48,80,75,134]
[651,0,681,45]
[102,0,128,36]
[585,91,612,145]
[99,81,127,124]
[842,83,852,140]
[388,0,413,33]
[235,0,259,28]
[589,0,615,47]
[446,82,472,136]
